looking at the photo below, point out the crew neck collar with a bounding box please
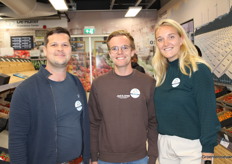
[112,69,135,77]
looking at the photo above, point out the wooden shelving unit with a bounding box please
[0,58,38,133]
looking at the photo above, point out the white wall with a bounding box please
[158,0,232,29]
[0,10,158,57]
[68,10,157,35]
[0,18,68,48]
[159,0,232,86]
[68,10,158,57]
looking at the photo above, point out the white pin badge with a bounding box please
[130,88,140,98]
[172,78,180,87]
[75,100,82,111]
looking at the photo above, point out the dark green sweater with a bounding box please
[154,59,221,153]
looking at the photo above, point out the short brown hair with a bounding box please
[106,30,135,50]
[44,27,71,46]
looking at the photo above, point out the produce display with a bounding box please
[217,111,232,122]
[215,88,223,93]
[218,93,232,103]
[225,127,232,134]
[0,108,9,115]
[0,151,10,162]
[31,59,46,70]
[223,95,232,102]
[67,54,112,91]
[13,50,30,59]
[0,103,10,119]
[0,103,10,108]
[0,50,30,59]
[216,108,224,113]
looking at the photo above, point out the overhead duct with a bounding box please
[0,0,58,19]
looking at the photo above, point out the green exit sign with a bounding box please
[84,26,95,34]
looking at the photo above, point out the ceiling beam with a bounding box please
[145,0,157,9]
[110,0,116,10]
[135,0,142,6]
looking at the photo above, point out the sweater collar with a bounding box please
[168,59,179,67]
[39,65,52,79]
[112,69,135,78]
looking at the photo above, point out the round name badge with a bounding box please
[130,88,140,98]
[75,100,82,111]
[172,78,180,87]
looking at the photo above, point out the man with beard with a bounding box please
[9,27,90,164]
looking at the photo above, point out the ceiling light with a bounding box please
[49,0,68,11]
[125,6,142,17]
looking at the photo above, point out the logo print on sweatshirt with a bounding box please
[75,100,82,111]
[172,78,180,87]
[130,88,140,98]
[117,95,130,99]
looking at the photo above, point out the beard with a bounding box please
[47,59,69,69]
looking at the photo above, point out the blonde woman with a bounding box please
[152,19,221,164]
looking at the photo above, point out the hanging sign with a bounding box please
[83,26,95,34]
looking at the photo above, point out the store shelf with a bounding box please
[0,82,21,93]
[215,82,232,91]
[0,145,9,163]
[0,71,37,92]
[216,89,232,154]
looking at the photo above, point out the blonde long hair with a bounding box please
[152,19,211,86]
